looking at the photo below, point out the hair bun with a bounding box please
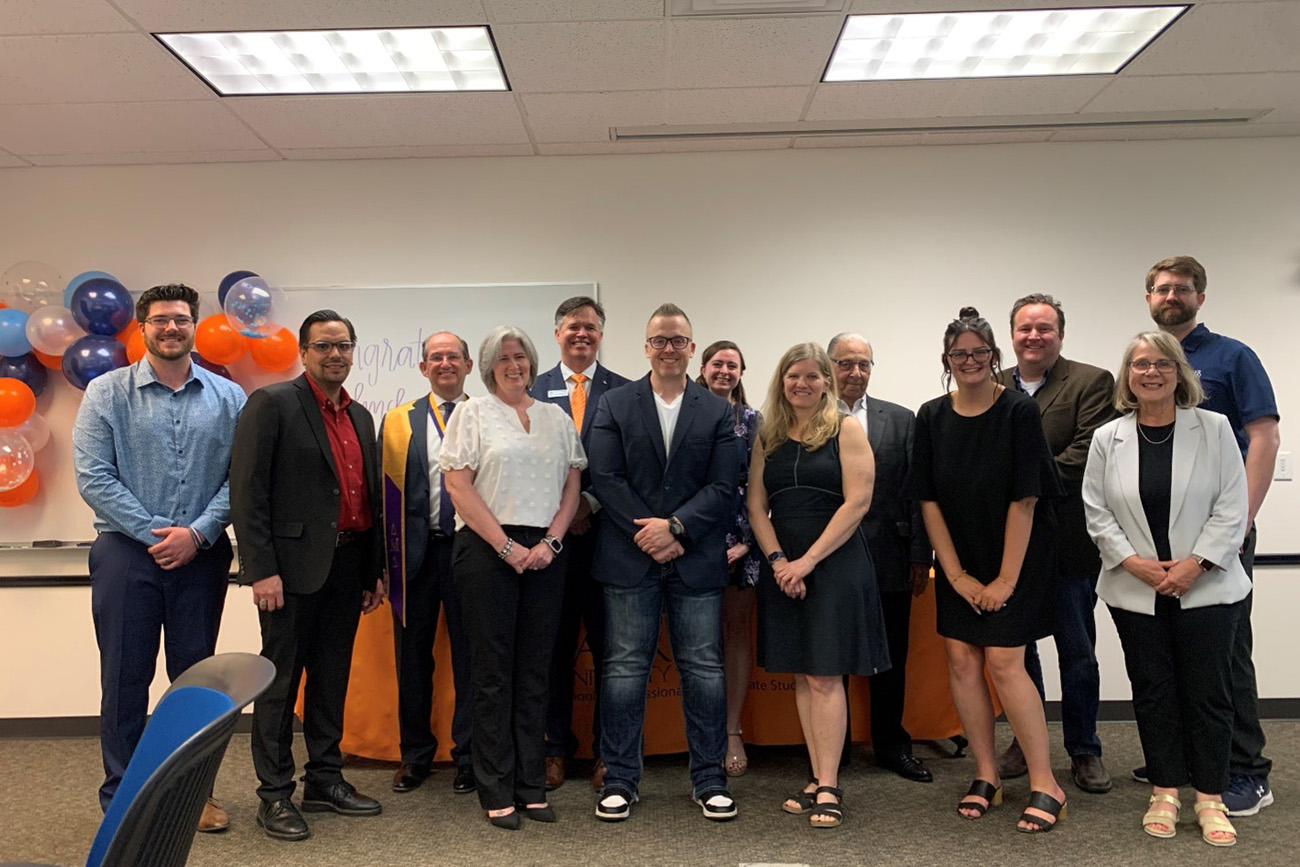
[958,306,981,320]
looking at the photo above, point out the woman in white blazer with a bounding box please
[1082,330,1249,848]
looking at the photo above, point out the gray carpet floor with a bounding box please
[1,721,1295,867]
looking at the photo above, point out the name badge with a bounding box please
[547,388,569,398]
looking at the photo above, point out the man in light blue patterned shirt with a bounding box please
[73,283,246,830]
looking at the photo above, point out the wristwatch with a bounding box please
[543,535,563,554]
[1193,555,1215,573]
[668,516,685,538]
[767,550,787,565]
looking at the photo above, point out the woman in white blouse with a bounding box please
[441,325,587,830]
[1082,330,1249,848]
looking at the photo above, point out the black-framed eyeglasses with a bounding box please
[306,340,356,355]
[144,315,195,329]
[946,348,992,363]
[834,359,874,373]
[647,336,690,350]
[1129,359,1176,373]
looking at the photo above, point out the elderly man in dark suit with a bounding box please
[827,333,934,783]
[531,296,631,792]
[379,331,476,796]
[588,303,739,823]
[995,293,1117,794]
[231,310,387,841]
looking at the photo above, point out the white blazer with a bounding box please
[1082,407,1250,614]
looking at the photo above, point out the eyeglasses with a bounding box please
[946,348,993,363]
[144,315,195,329]
[1129,359,1176,373]
[425,352,464,364]
[834,359,874,373]
[306,340,356,355]
[1149,284,1198,298]
[646,336,691,350]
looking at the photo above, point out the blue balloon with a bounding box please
[218,270,259,308]
[62,334,128,391]
[0,353,48,397]
[70,277,134,336]
[0,308,33,357]
[191,351,234,381]
[64,270,117,308]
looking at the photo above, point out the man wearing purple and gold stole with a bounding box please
[380,331,476,796]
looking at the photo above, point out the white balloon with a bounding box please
[25,305,87,355]
[6,412,50,453]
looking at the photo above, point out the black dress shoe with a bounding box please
[257,798,311,841]
[301,780,382,816]
[392,763,431,793]
[878,752,934,783]
[453,764,477,794]
[517,802,557,823]
[488,809,521,830]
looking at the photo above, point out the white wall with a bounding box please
[2,137,1298,716]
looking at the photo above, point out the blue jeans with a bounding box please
[600,568,726,799]
[1024,571,1103,758]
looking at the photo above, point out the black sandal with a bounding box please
[1017,790,1067,833]
[782,777,818,814]
[957,779,1002,819]
[808,785,844,828]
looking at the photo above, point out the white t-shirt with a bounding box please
[654,390,683,459]
[1020,377,1045,396]
[439,393,588,529]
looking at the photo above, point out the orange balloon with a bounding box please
[31,349,63,370]
[0,468,39,507]
[116,321,138,345]
[248,326,299,372]
[125,328,147,363]
[194,314,248,365]
[0,377,37,427]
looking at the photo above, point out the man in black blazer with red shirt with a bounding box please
[230,310,386,841]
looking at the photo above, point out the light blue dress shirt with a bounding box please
[72,358,247,546]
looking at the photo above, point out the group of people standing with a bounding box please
[71,254,1278,848]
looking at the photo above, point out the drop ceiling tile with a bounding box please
[667,86,809,124]
[489,1,664,23]
[27,149,281,166]
[1177,122,1300,139]
[663,136,792,152]
[795,133,926,148]
[1124,2,1300,75]
[1084,73,1300,123]
[112,1,488,31]
[226,93,530,148]
[521,91,665,142]
[495,20,665,92]
[536,141,665,155]
[0,0,136,35]
[1049,126,1191,142]
[808,76,1110,121]
[668,15,843,88]
[0,34,213,104]
[282,144,535,159]
[0,101,267,155]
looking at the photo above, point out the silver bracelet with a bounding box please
[497,538,514,560]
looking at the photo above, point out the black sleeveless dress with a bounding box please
[757,435,891,677]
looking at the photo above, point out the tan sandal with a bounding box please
[1142,793,1180,838]
[725,730,748,777]
[1195,800,1237,847]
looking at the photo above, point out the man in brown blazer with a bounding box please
[995,294,1118,795]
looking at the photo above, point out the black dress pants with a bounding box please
[868,589,914,756]
[251,540,366,802]
[455,526,568,810]
[545,527,605,759]
[1110,595,1243,793]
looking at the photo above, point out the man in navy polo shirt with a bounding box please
[1145,255,1281,817]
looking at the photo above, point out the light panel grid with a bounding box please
[156,26,508,95]
[824,6,1187,82]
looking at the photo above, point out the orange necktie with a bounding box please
[570,373,587,434]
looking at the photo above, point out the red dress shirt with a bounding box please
[306,376,372,532]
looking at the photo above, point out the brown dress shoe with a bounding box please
[998,741,1028,780]
[590,759,607,791]
[1071,755,1113,794]
[198,797,229,833]
[545,756,566,791]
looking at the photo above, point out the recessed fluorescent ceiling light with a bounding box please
[156,26,507,95]
[824,6,1187,82]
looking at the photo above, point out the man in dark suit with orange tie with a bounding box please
[531,296,631,791]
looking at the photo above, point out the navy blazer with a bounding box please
[531,362,632,492]
[860,396,932,594]
[589,375,739,589]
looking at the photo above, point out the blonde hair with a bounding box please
[1113,330,1205,412]
[759,342,841,457]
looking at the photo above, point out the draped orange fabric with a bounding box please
[301,580,989,761]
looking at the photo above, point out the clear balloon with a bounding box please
[62,334,128,391]
[222,277,284,338]
[7,412,50,452]
[70,278,135,336]
[0,428,35,492]
[0,467,39,506]
[64,270,117,308]
[0,308,33,357]
[218,270,259,308]
[1,261,63,313]
[0,354,48,398]
[25,305,87,355]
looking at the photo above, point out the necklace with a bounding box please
[1137,422,1174,445]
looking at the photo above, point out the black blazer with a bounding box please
[531,362,632,493]
[859,396,933,594]
[230,374,382,594]
[589,376,739,589]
